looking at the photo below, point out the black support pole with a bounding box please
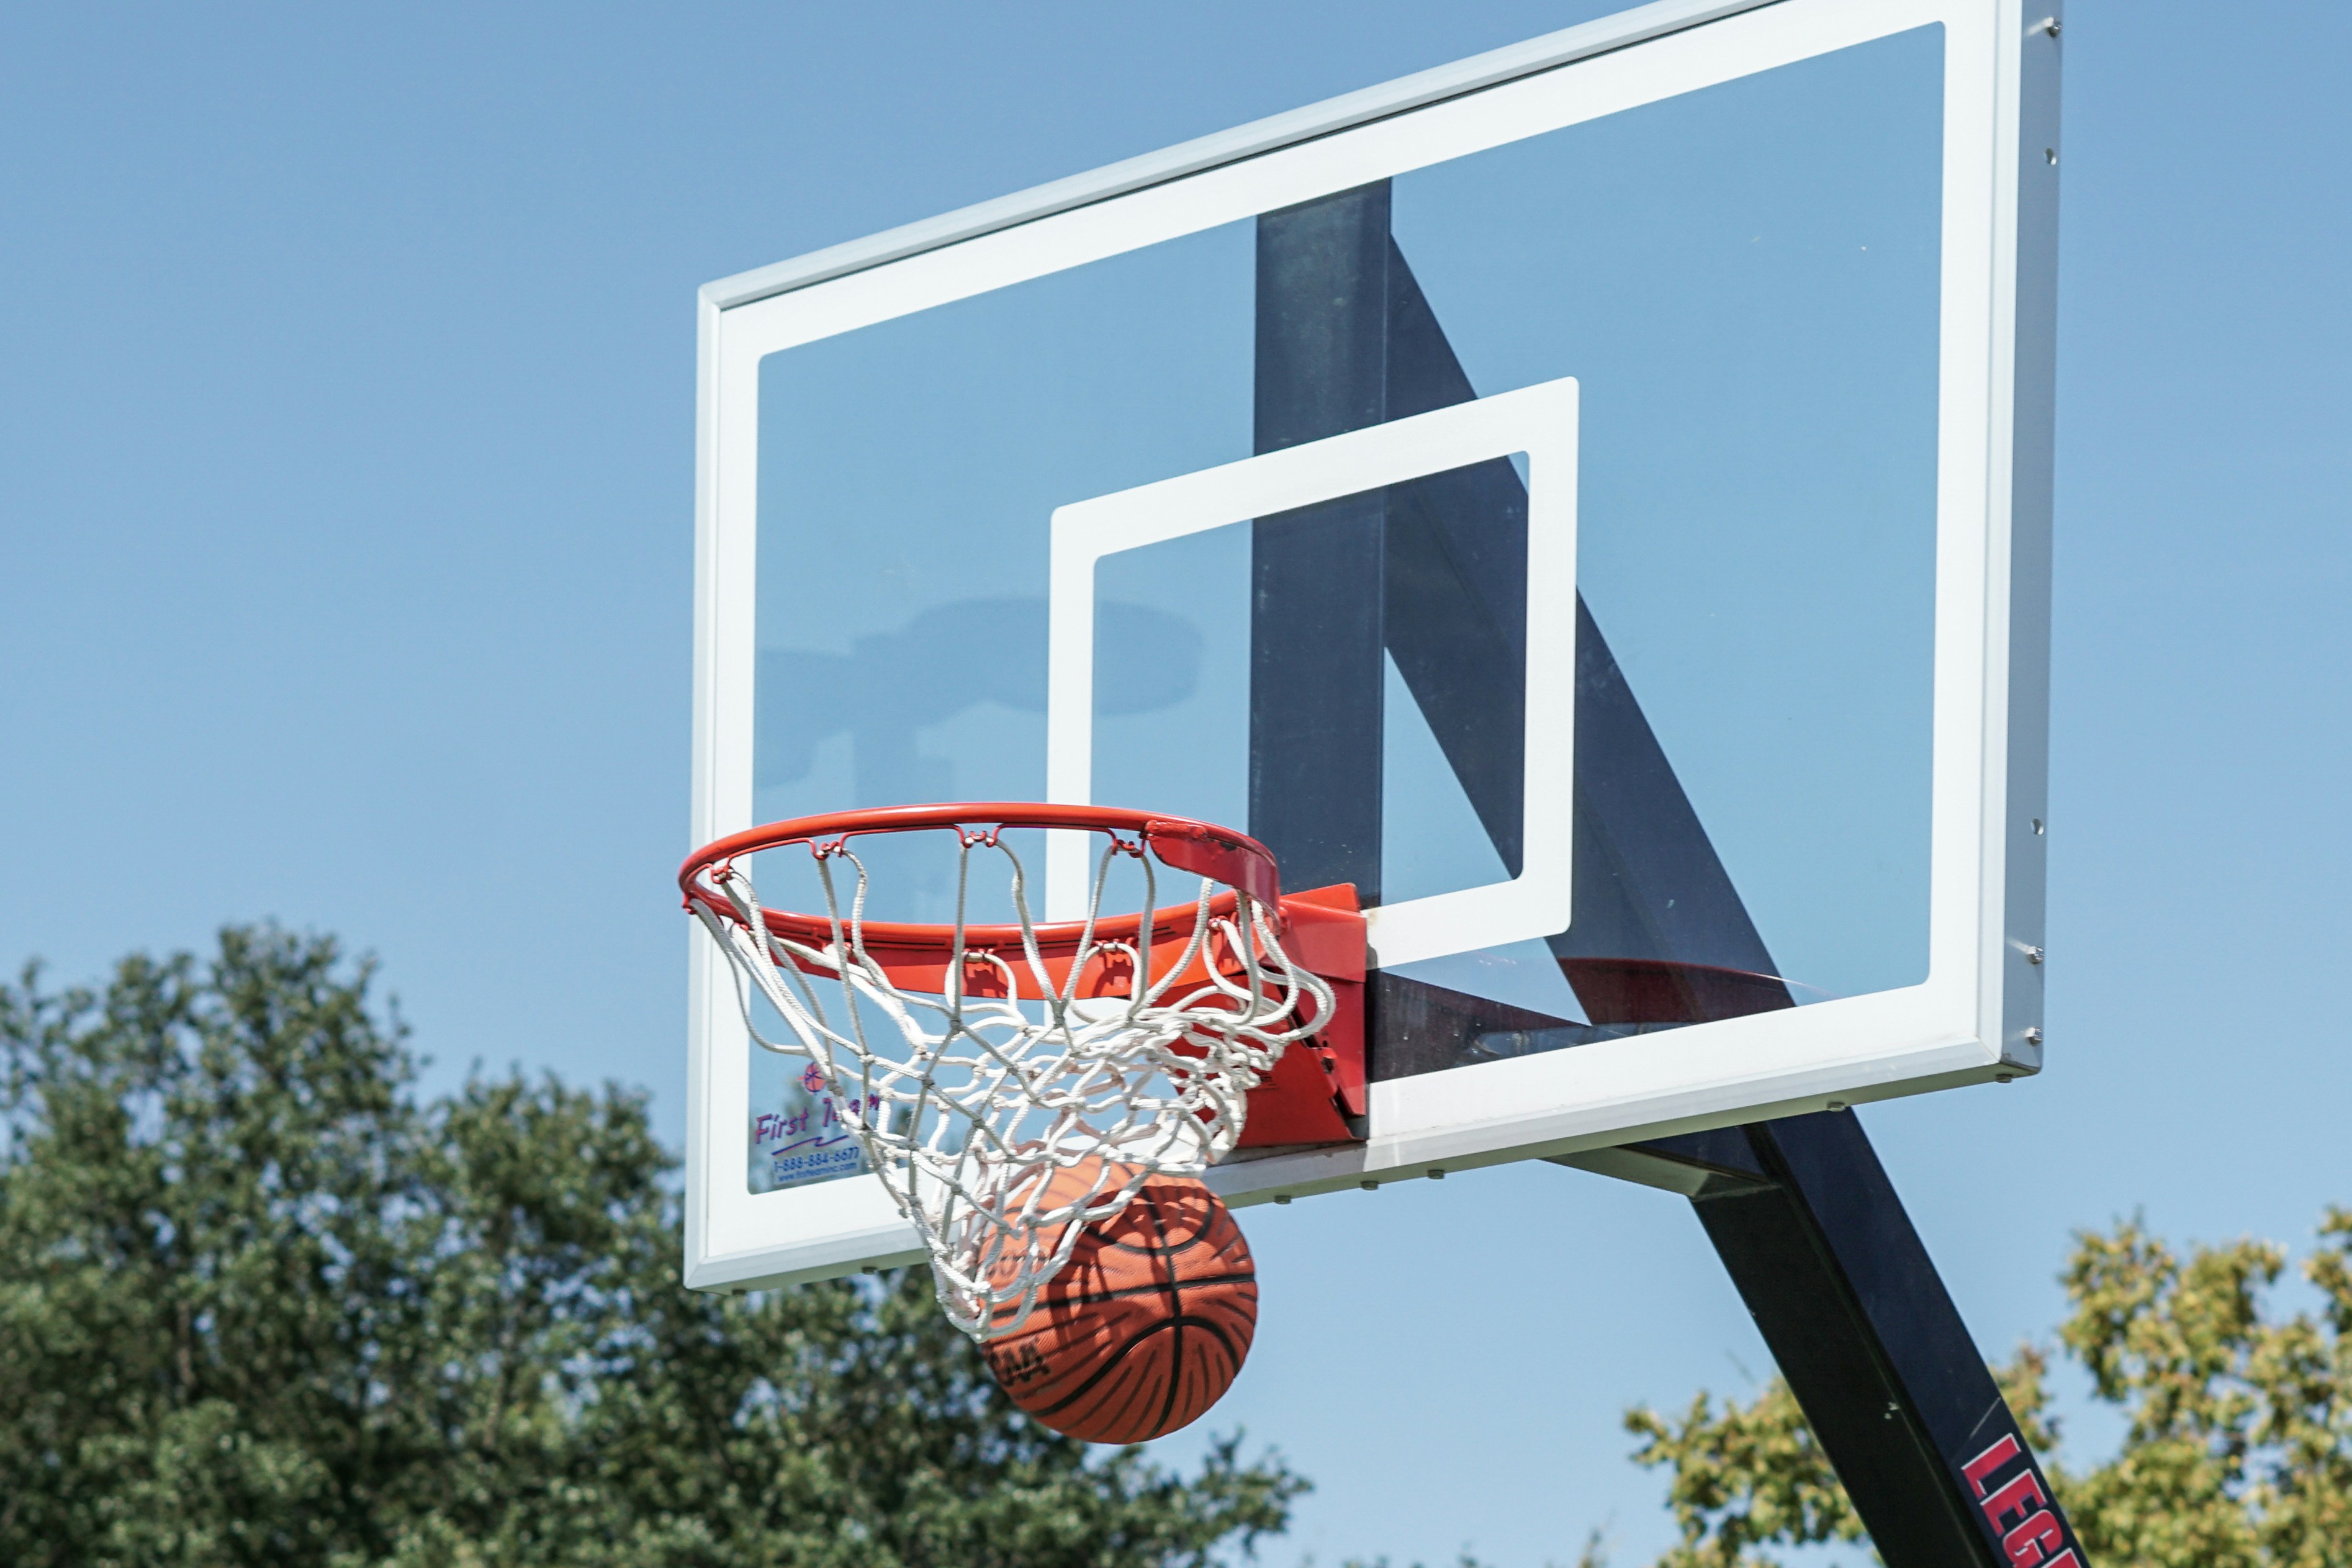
[1250,191,2089,1567]
[1571,1121,2084,1566]
[1251,184,1393,900]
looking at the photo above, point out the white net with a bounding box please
[692,824,1333,1341]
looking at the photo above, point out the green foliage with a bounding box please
[1623,1377,1868,1567]
[2053,1212,2352,1566]
[0,926,1305,1568]
[1621,1212,2352,1567]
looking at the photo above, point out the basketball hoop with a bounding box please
[680,803,1345,1340]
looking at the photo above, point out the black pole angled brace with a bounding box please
[1250,184,2087,1567]
[1569,1122,2082,1567]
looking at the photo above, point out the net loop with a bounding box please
[683,806,1333,1341]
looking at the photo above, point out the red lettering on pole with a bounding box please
[1981,1470,2047,1535]
[2002,1509,2065,1566]
[1960,1433,2022,1497]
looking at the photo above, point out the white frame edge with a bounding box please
[700,0,1784,314]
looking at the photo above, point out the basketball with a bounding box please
[981,1161,1258,1444]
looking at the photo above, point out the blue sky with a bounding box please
[2,4,2347,1565]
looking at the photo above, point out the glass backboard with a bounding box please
[686,0,2057,1291]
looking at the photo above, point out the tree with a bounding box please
[0,926,1304,1567]
[1622,1209,2352,1567]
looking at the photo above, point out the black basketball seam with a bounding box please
[1019,1187,1186,1425]
[1088,1345,1163,1441]
[993,1174,1257,1441]
[1022,1312,1244,1423]
[1169,1309,1245,1366]
[1094,1220,1217,1257]
[1035,1176,1216,1258]
[989,1269,1255,1317]
[1145,1184,1187,1440]
[1096,1177,1225,1256]
[989,1184,1232,1312]
[1022,1186,1192,1433]
[1023,1294,1170,1418]
[1094,1207,1217,1256]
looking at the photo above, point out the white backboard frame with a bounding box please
[684,0,2058,1292]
